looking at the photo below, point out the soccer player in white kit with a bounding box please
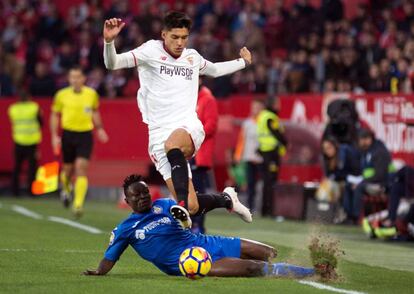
[103,11,252,228]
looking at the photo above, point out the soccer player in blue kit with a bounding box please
[83,174,334,278]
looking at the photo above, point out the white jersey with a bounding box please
[104,39,246,129]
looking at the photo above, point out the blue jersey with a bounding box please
[104,198,240,275]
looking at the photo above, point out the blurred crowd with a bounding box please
[3,0,414,98]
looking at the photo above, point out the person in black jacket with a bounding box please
[343,128,392,224]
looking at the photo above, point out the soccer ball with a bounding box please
[178,246,212,279]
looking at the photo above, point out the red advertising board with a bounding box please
[1,93,413,188]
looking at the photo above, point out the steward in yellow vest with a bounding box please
[8,90,42,196]
[256,99,287,216]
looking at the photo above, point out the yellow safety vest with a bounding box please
[8,101,42,145]
[257,109,286,155]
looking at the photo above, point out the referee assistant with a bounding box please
[50,66,108,217]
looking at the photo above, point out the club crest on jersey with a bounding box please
[160,65,193,80]
[160,56,167,61]
[187,56,193,65]
[152,205,163,214]
[135,229,146,240]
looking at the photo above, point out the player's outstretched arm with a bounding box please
[103,18,125,43]
[83,258,115,276]
[103,18,137,70]
[201,47,252,78]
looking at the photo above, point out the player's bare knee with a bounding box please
[266,247,277,260]
[164,140,180,153]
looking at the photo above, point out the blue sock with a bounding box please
[270,263,315,278]
[262,262,270,276]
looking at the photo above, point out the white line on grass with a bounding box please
[11,205,43,220]
[298,280,367,294]
[48,216,103,234]
[8,204,104,234]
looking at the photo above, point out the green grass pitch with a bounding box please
[0,197,413,294]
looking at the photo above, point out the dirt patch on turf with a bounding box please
[308,232,345,282]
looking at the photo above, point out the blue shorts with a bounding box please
[158,235,241,276]
[195,235,241,262]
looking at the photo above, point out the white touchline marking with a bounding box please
[8,205,105,234]
[48,216,103,234]
[64,249,102,253]
[298,280,367,294]
[11,205,43,220]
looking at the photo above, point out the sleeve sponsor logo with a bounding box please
[109,231,115,245]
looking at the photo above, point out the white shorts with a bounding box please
[148,118,205,180]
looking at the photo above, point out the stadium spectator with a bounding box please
[321,0,344,23]
[29,62,56,97]
[365,64,388,92]
[86,67,106,96]
[321,136,360,183]
[35,2,64,44]
[343,128,393,224]
[77,30,102,72]
[3,0,414,96]
[0,44,24,88]
[51,41,79,75]
[286,49,313,93]
[8,90,42,196]
[0,66,14,96]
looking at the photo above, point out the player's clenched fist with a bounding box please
[103,18,126,43]
[239,47,252,66]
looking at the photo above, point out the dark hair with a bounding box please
[163,11,192,31]
[69,65,84,74]
[321,136,339,157]
[123,174,145,195]
[358,128,374,139]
